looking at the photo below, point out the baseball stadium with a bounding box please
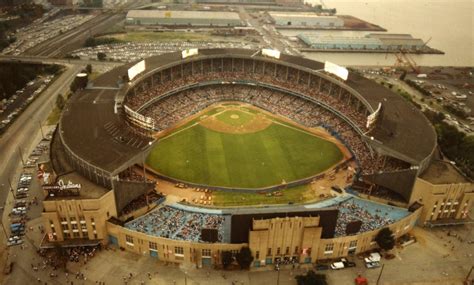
[42,48,440,267]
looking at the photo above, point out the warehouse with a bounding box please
[298,33,426,51]
[298,34,383,50]
[268,12,344,27]
[369,33,425,50]
[126,10,244,27]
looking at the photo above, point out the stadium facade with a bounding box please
[41,49,473,268]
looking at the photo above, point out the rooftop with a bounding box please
[126,10,242,20]
[268,11,338,19]
[299,34,382,45]
[45,172,110,200]
[62,49,436,179]
[420,160,470,185]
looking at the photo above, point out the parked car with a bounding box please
[364,252,381,269]
[365,261,380,269]
[314,263,330,271]
[7,239,23,247]
[15,193,29,199]
[330,258,355,270]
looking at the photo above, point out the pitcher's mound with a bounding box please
[230,114,239,119]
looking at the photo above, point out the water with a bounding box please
[292,0,474,67]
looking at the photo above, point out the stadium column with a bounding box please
[318,77,322,93]
[296,69,300,84]
[142,152,147,182]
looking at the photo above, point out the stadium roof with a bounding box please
[420,160,470,184]
[126,10,241,20]
[60,48,436,177]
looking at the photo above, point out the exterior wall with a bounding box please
[317,206,421,260]
[410,178,473,225]
[42,190,117,242]
[106,222,245,267]
[249,217,322,266]
[270,14,344,27]
[104,208,421,268]
[127,18,242,27]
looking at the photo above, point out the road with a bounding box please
[238,7,300,56]
[0,54,123,67]
[0,65,82,213]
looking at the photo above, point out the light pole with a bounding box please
[277,267,281,285]
[376,264,385,285]
[38,120,45,139]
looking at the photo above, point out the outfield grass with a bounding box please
[147,107,343,188]
[212,185,315,206]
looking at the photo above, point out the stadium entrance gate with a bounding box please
[108,235,118,246]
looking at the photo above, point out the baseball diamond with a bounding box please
[146,103,347,188]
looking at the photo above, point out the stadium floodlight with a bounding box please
[261,48,281,59]
[366,103,382,129]
[182,48,199,59]
[324,61,348,81]
[250,50,261,57]
[128,60,146,81]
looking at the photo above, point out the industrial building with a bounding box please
[298,33,426,51]
[298,34,382,50]
[268,12,344,27]
[195,0,302,5]
[125,10,244,27]
[369,33,425,50]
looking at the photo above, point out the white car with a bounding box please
[7,239,23,247]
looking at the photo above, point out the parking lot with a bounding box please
[4,128,54,250]
[1,10,94,56]
[71,41,263,63]
[0,74,56,135]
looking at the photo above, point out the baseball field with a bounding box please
[146,104,346,189]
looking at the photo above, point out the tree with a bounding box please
[97,52,106,61]
[375,227,395,251]
[55,94,65,110]
[86,64,92,74]
[236,247,253,269]
[295,270,327,285]
[221,251,233,269]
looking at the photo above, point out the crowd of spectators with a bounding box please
[125,206,226,242]
[334,199,396,237]
[123,60,408,175]
[135,83,404,175]
[120,191,164,216]
[124,63,368,129]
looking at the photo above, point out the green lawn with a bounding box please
[212,185,315,206]
[147,110,343,188]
